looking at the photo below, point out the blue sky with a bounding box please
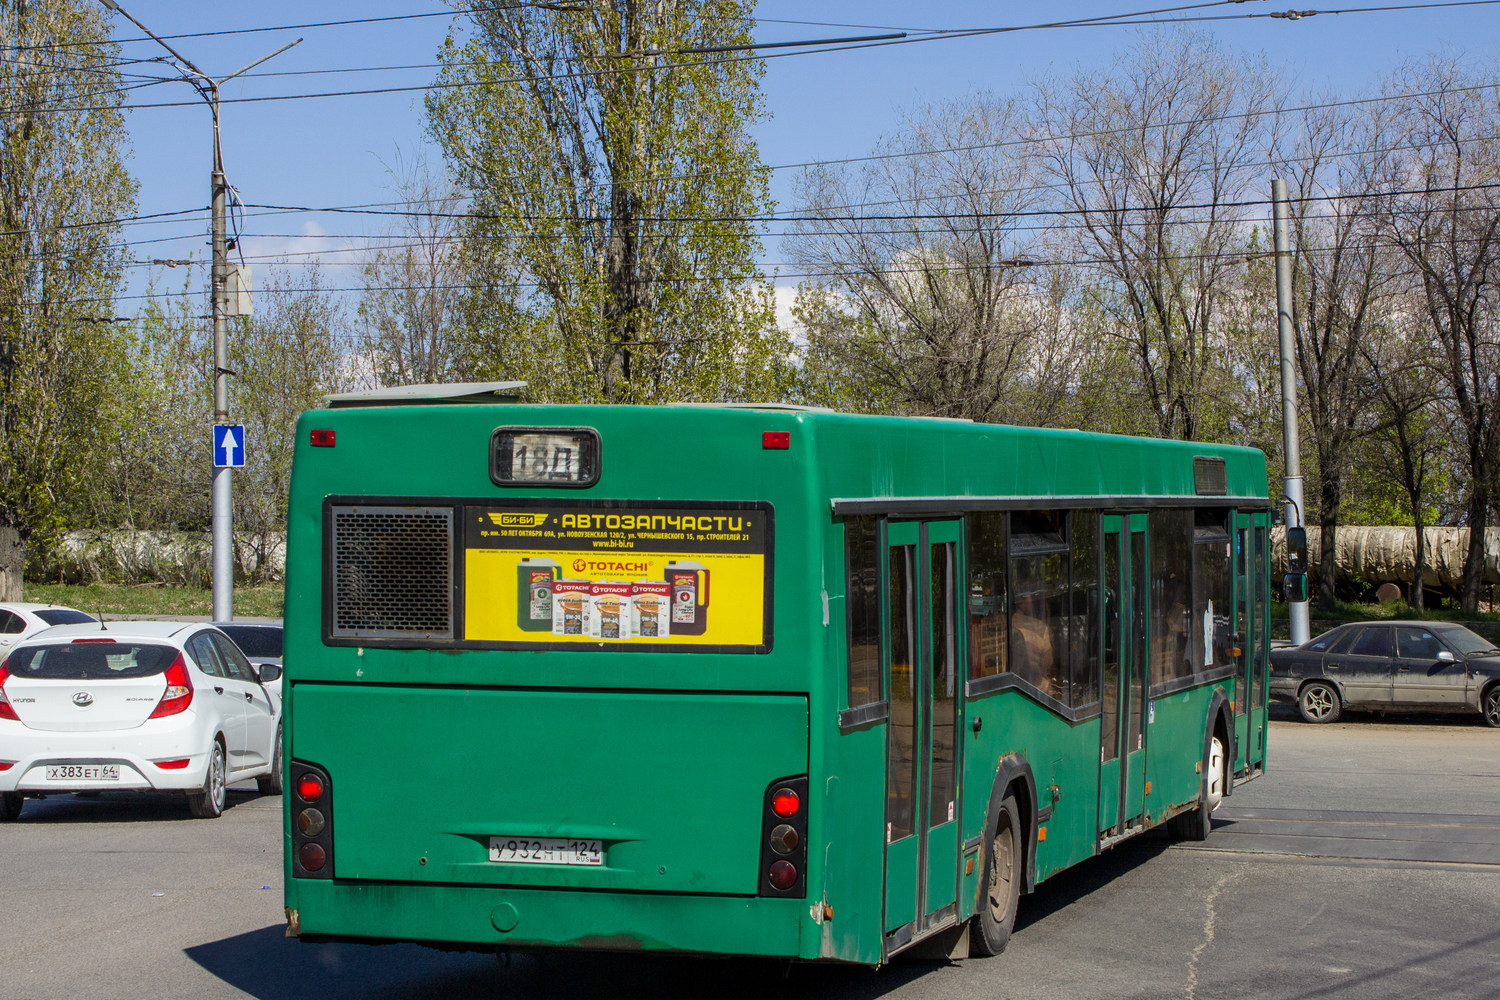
[101,1,1496,315]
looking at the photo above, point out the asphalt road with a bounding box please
[4,708,1499,1000]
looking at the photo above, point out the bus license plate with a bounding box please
[46,764,120,781]
[488,837,603,866]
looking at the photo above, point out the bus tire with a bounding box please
[1298,681,1341,724]
[970,794,1021,957]
[1169,735,1224,841]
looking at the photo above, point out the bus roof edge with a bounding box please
[322,381,528,408]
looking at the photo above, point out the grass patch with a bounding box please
[23,582,283,620]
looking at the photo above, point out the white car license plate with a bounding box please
[488,837,603,866]
[46,764,120,781]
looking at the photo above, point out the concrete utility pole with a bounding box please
[97,2,298,621]
[1272,178,1310,645]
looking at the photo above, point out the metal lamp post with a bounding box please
[96,1,298,620]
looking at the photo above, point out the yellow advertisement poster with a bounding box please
[463,502,771,649]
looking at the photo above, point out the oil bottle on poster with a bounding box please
[516,558,559,632]
[664,561,709,636]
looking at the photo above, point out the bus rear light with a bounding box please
[771,787,800,817]
[762,431,790,450]
[310,429,337,447]
[147,655,193,719]
[297,807,326,837]
[298,843,327,872]
[759,774,808,897]
[291,760,334,879]
[297,773,325,802]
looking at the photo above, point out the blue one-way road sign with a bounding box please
[213,424,246,468]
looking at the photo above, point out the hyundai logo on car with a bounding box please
[72,691,94,708]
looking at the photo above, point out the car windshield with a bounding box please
[4,642,176,680]
[34,609,98,626]
[1431,624,1500,656]
[220,626,282,658]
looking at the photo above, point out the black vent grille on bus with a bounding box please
[1193,457,1228,496]
[330,505,454,640]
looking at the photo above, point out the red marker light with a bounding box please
[310,429,337,447]
[770,787,800,818]
[297,773,325,803]
[152,758,190,769]
[762,431,790,450]
[298,842,327,872]
[767,860,798,890]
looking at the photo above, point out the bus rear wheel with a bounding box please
[970,794,1021,957]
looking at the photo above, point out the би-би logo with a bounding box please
[487,512,549,528]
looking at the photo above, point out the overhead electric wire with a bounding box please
[16,0,1487,116]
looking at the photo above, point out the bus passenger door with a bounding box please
[883,519,963,943]
[1099,515,1148,839]
[1234,512,1268,772]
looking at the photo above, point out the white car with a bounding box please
[0,621,282,821]
[0,603,97,653]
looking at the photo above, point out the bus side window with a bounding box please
[844,516,884,709]
[1010,511,1069,702]
[965,512,1007,679]
[1070,510,1101,707]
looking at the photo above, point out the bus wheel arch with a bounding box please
[1169,693,1230,841]
[970,755,1036,957]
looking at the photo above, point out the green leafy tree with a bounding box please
[0,0,136,598]
[426,0,790,403]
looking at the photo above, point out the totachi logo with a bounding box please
[571,558,652,574]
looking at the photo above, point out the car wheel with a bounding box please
[1483,684,1500,729]
[1169,735,1225,841]
[257,723,284,796]
[0,792,22,821]
[970,794,1022,957]
[188,740,227,819]
[1298,681,1341,724]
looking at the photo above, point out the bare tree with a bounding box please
[357,154,470,387]
[1375,56,1500,612]
[1029,29,1284,440]
[1273,100,1401,609]
[786,95,1073,423]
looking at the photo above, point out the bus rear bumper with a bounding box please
[287,880,813,959]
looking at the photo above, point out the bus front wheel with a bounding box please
[1169,735,1224,841]
[970,794,1021,957]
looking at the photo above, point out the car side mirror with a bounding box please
[255,663,282,683]
[1436,650,1455,663]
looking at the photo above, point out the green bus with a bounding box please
[281,384,1270,965]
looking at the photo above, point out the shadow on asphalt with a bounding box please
[11,785,262,823]
[184,924,948,1000]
